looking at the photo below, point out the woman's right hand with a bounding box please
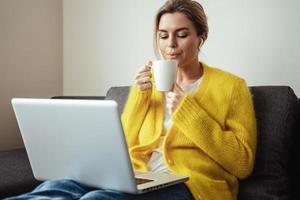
[134,61,152,91]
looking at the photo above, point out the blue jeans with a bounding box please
[5,179,194,200]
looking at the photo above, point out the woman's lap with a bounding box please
[5,179,194,200]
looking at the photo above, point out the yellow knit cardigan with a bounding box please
[121,63,257,200]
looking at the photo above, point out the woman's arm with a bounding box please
[121,85,152,148]
[172,79,257,179]
[121,62,153,148]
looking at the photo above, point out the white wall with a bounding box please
[64,0,164,95]
[64,0,300,96]
[201,0,300,94]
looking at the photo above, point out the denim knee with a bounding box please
[33,179,87,198]
[80,189,133,200]
[35,179,79,190]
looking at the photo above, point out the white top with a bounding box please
[147,78,202,173]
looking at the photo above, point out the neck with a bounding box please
[177,59,203,87]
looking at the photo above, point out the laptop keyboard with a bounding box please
[135,178,154,185]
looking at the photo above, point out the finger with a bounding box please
[135,70,152,79]
[145,61,152,71]
[136,67,149,75]
[139,82,152,91]
[137,64,151,74]
[174,83,184,94]
[146,60,152,67]
[135,71,151,81]
[135,76,151,85]
[135,61,152,75]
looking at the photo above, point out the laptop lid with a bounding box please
[11,98,138,193]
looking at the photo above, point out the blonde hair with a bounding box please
[153,0,209,58]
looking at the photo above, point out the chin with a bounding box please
[164,57,181,64]
[173,58,182,66]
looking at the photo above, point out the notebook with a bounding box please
[11,98,188,194]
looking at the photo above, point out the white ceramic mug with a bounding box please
[152,60,178,92]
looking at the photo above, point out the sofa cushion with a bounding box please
[0,148,41,198]
[105,86,130,114]
[289,98,300,199]
[238,86,298,200]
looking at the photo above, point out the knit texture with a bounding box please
[121,63,257,200]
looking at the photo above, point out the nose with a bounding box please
[167,35,177,48]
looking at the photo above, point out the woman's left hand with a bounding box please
[166,83,184,115]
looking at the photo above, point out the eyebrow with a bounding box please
[158,28,189,32]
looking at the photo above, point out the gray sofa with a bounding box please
[1,86,299,199]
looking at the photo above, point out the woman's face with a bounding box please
[158,12,202,67]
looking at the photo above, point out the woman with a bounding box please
[6,0,256,199]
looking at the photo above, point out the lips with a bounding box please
[165,48,181,59]
[166,53,180,59]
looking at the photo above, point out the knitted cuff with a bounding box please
[172,94,207,129]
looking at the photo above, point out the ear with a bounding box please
[198,37,204,47]
[197,36,204,50]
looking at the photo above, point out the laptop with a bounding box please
[11,98,188,194]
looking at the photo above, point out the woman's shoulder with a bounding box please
[203,63,245,84]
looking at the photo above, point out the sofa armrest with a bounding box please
[238,86,298,200]
[289,98,300,198]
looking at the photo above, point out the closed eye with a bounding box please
[177,34,188,38]
[159,34,168,39]
[177,31,189,38]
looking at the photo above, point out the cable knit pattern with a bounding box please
[121,63,257,200]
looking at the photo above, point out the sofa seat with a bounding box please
[0,148,40,198]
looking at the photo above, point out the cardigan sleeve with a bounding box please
[121,85,152,148]
[172,79,257,179]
